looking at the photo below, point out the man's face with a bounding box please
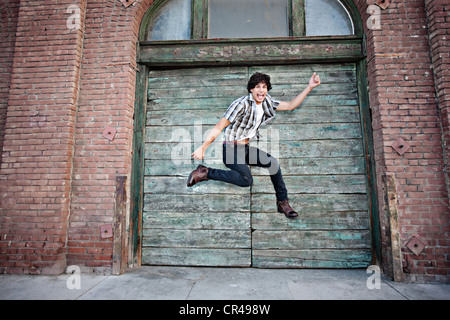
[250,82,268,104]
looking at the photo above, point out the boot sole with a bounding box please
[187,172,195,187]
[187,165,205,187]
[278,208,298,218]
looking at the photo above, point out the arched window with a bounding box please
[305,0,354,36]
[144,0,356,41]
[147,0,192,41]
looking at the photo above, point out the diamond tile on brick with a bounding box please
[119,0,136,8]
[100,224,113,239]
[375,0,391,10]
[102,126,117,141]
[405,235,426,256]
[392,138,410,155]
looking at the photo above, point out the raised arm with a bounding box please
[191,117,231,160]
[277,72,321,111]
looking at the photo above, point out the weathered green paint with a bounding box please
[290,0,306,36]
[129,63,148,265]
[252,211,369,230]
[134,0,379,269]
[252,249,371,268]
[144,157,366,177]
[142,248,251,267]
[251,194,368,213]
[357,58,382,265]
[143,211,250,230]
[253,230,371,250]
[141,63,373,268]
[139,37,364,67]
[248,64,371,268]
[191,0,208,39]
[143,67,252,268]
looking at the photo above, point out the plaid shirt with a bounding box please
[223,93,280,141]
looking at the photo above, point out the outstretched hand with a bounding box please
[308,72,321,89]
[191,146,205,160]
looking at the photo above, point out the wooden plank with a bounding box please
[251,157,365,175]
[252,211,369,231]
[148,84,245,100]
[148,67,247,85]
[144,159,230,176]
[144,176,249,194]
[252,249,371,268]
[290,0,306,37]
[357,58,382,264]
[251,194,368,213]
[273,106,361,124]
[147,94,359,111]
[130,63,148,264]
[143,211,250,230]
[144,140,364,160]
[277,140,364,158]
[112,176,127,275]
[147,109,229,126]
[267,123,362,141]
[142,248,251,267]
[148,83,356,99]
[191,0,208,40]
[146,105,361,126]
[139,36,364,67]
[144,173,367,195]
[145,157,365,177]
[145,122,362,143]
[148,81,357,100]
[252,230,371,250]
[144,142,223,162]
[249,63,356,80]
[144,193,250,212]
[252,175,368,194]
[143,228,251,248]
[147,97,240,111]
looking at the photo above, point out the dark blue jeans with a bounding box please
[207,143,288,201]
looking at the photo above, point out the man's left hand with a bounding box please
[308,72,321,89]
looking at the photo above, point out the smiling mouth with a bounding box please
[257,94,265,100]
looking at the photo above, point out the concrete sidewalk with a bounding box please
[1,266,449,300]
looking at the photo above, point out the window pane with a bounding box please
[147,0,192,41]
[209,0,289,39]
[305,0,353,36]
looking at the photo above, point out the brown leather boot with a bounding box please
[187,164,209,187]
[277,199,298,218]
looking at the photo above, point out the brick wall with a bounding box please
[0,0,20,168]
[66,0,140,272]
[0,0,86,274]
[0,0,448,281]
[424,0,450,282]
[357,0,449,282]
[426,0,450,204]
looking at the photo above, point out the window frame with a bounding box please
[140,0,361,41]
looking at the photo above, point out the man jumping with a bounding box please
[188,72,321,219]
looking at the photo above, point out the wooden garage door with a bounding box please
[142,64,372,268]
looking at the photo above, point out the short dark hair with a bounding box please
[247,72,272,93]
